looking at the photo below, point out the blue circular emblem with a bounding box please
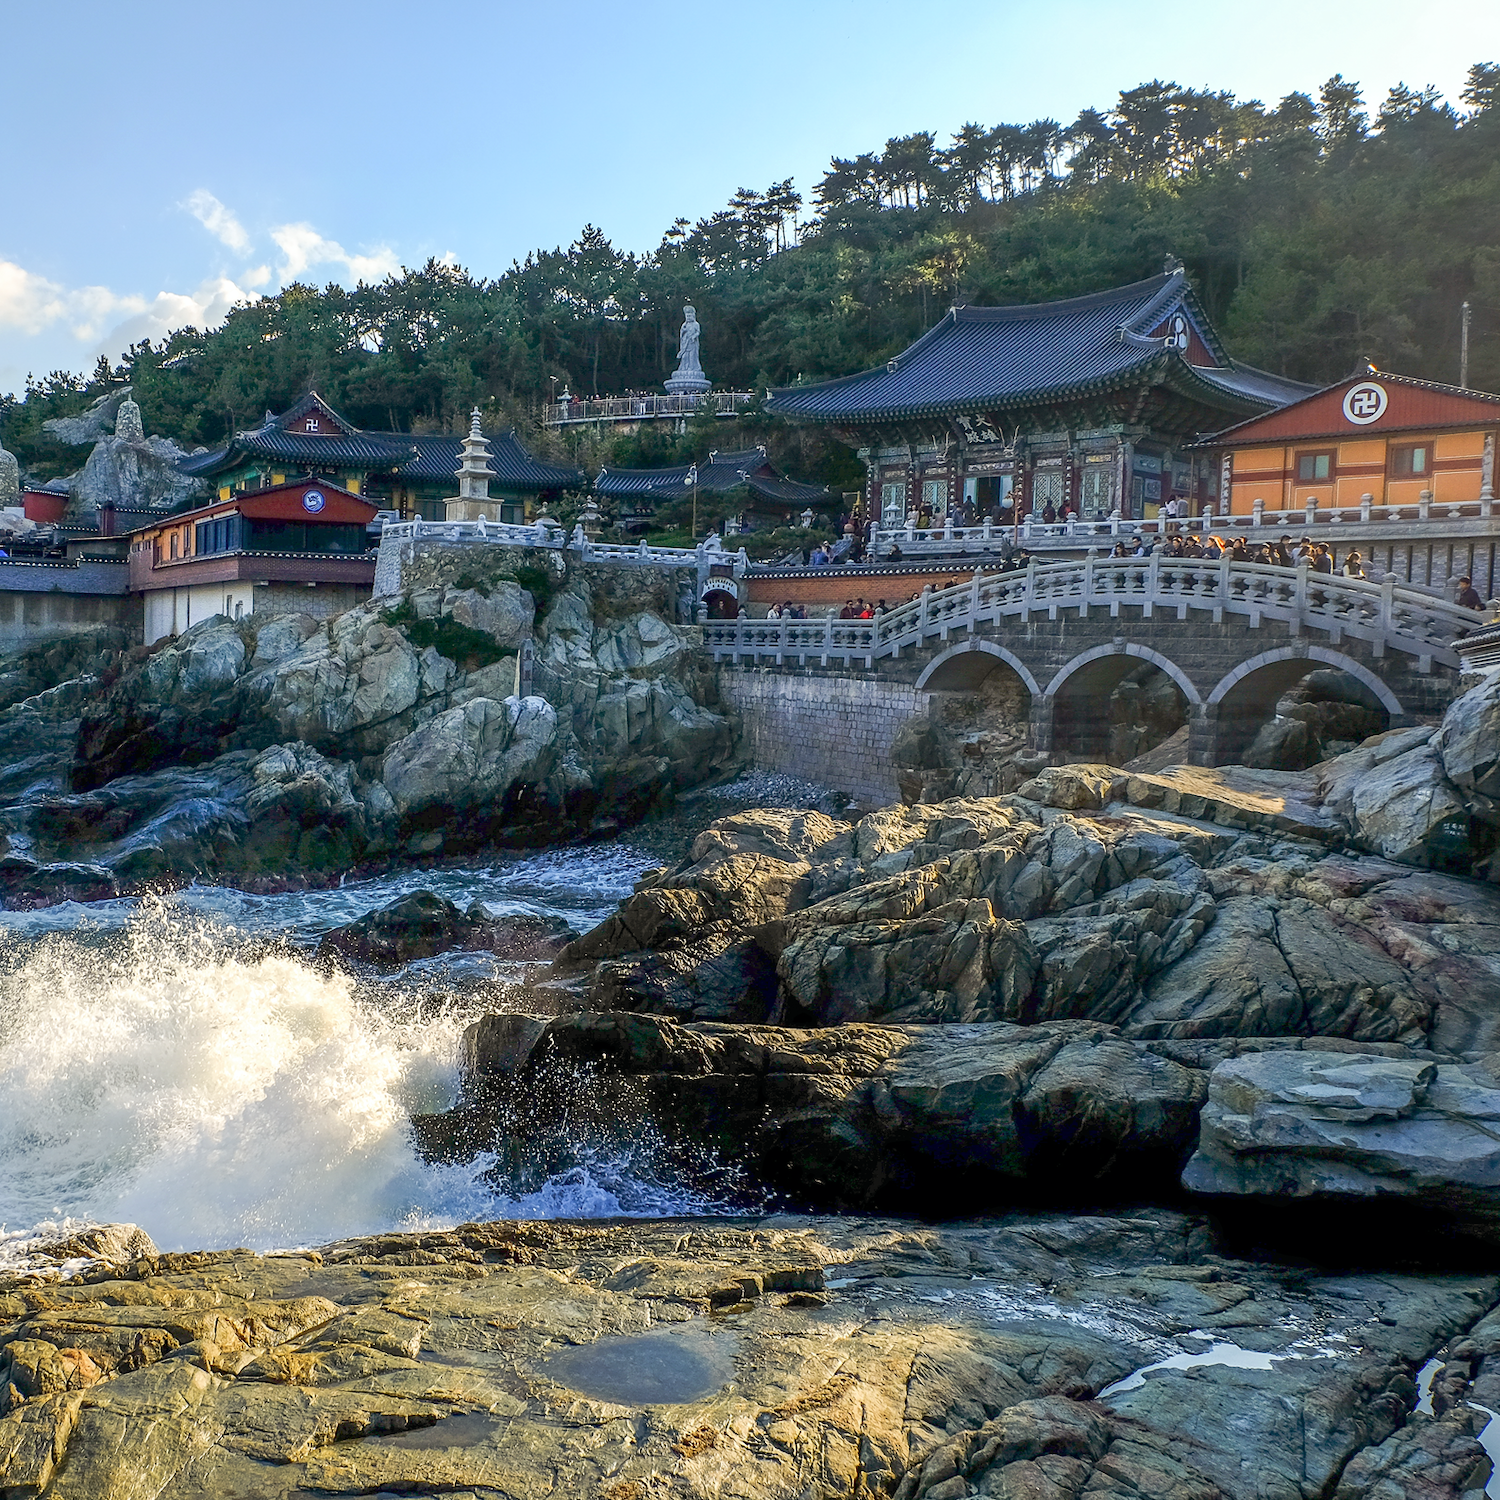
[302,489,326,513]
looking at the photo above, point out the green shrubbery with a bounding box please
[380,601,516,672]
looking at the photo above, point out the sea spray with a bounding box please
[0,894,744,1255]
[0,899,477,1250]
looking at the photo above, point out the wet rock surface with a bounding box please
[3,1213,1497,1500]
[430,1011,1208,1211]
[316,891,576,968]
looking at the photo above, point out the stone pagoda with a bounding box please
[444,408,501,522]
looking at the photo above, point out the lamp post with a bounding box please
[685,463,699,540]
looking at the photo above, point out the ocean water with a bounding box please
[0,839,729,1257]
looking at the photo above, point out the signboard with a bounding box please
[1132,453,1163,474]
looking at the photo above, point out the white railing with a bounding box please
[705,557,1483,671]
[379,518,567,548]
[873,491,1498,556]
[543,392,755,425]
[378,518,747,575]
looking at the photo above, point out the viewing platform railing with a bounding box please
[873,489,1498,556]
[704,556,1483,672]
[542,392,755,426]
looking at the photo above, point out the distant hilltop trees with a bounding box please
[4,64,1498,485]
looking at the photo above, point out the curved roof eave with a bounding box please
[768,359,1165,425]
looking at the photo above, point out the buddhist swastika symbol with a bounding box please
[1342,382,1388,425]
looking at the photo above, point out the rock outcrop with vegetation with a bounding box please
[0,556,731,898]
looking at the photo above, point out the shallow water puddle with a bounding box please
[542,1329,737,1405]
[1416,1356,1443,1415]
[1099,1338,1278,1397]
[363,1411,508,1449]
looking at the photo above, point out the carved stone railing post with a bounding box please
[1419,489,1432,521]
[1360,492,1373,522]
[1252,497,1264,528]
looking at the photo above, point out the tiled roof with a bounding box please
[369,431,583,491]
[235,428,419,467]
[173,393,581,491]
[596,446,833,504]
[765,272,1311,423]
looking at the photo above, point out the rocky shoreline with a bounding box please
[3,560,1500,1496]
[4,1209,1499,1500]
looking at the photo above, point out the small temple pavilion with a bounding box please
[1198,369,1500,516]
[763,265,1311,526]
[178,392,582,521]
[593,446,837,533]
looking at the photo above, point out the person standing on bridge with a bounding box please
[1342,551,1367,580]
[1456,576,1483,610]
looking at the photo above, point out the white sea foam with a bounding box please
[0,899,719,1255]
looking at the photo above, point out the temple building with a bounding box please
[594,446,836,533]
[764,265,1311,526]
[128,478,377,644]
[178,392,582,521]
[1200,369,1499,515]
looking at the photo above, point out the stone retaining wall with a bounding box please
[717,666,926,805]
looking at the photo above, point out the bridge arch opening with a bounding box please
[1208,648,1399,768]
[898,643,1036,800]
[1047,645,1199,766]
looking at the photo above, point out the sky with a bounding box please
[1,0,1491,397]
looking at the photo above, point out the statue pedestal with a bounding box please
[665,374,712,395]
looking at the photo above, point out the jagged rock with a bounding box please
[1183,1049,1500,1212]
[1242,713,1318,770]
[437,583,533,646]
[441,1010,1206,1208]
[1438,673,1500,815]
[0,441,18,508]
[1125,894,1432,1044]
[317,891,574,968]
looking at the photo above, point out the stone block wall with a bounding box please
[717,666,926,805]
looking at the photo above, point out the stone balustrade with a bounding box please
[704,556,1483,674]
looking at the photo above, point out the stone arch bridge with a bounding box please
[703,557,1479,766]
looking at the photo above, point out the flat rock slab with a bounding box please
[3,1213,1497,1500]
[1185,1048,1500,1207]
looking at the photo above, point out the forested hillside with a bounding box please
[4,64,1498,484]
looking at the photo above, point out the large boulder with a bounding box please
[1350,744,1469,863]
[1183,1048,1500,1212]
[1437,673,1500,815]
[381,695,557,817]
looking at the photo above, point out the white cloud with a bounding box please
[92,276,257,356]
[271,222,399,285]
[0,260,72,335]
[244,264,271,289]
[0,256,258,361]
[183,189,251,253]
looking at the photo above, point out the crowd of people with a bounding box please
[1099,531,1374,576]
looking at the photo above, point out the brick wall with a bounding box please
[717,666,926,806]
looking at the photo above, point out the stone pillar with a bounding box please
[1481,432,1494,512]
[1188,703,1219,767]
[1027,695,1054,755]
